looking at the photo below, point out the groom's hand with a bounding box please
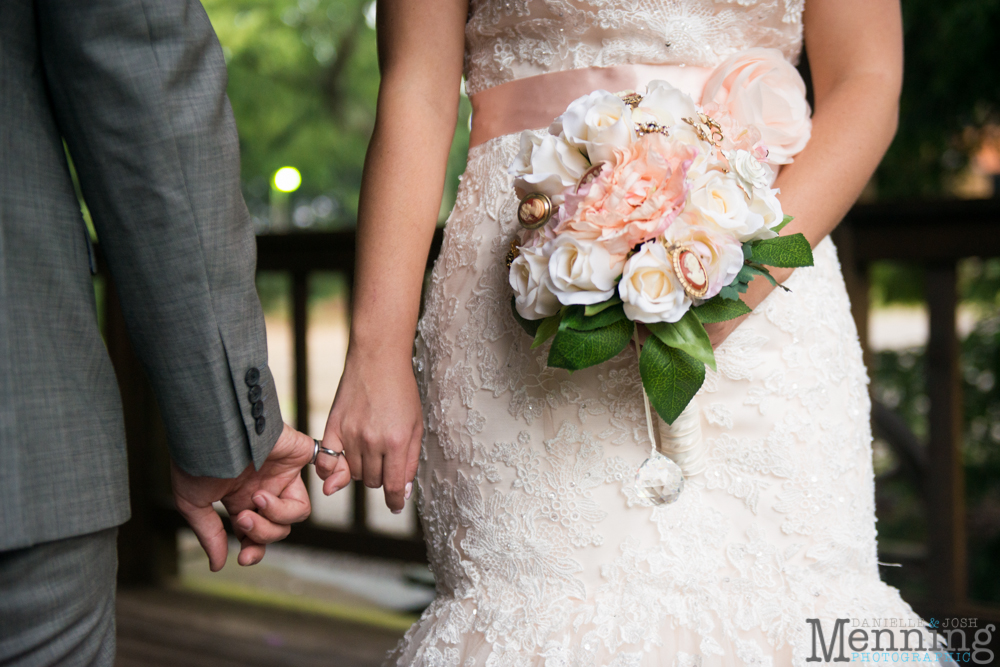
[171,423,314,571]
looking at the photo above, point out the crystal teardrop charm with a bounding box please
[635,452,685,505]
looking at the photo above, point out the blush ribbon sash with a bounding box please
[469,63,715,148]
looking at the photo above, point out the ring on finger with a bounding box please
[311,438,344,465]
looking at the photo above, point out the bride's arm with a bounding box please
[317,0,468,510]
[705,0,903,347]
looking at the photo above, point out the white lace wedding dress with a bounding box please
[393,2,930,665]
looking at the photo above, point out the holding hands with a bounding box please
[171,423,351,571]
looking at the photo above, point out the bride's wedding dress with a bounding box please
[394,2,930,665]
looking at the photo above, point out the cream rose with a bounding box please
[633,80,699,128]
[510,132,590,204]
[687,171,763,241]
[702,48,812,165]
[546,234,623,306]
[552,90,635,166]
[744,186,784,241]
[509,244,560,320]
[665,212,746,299]
[618,241,691,323]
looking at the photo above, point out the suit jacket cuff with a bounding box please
[235,362,283,469]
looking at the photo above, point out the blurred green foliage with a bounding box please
[872,315,1000,604]
[876,0,1000,200]
[202,0,471,232]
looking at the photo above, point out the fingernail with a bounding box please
[392,509,403,515]
[327,485,343,496]
[253,494,267,510]
[404,482,413,500]
[237,516,253,532]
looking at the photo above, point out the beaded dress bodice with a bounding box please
[464,0,804,95]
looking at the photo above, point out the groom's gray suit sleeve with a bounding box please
[34,0,283,477]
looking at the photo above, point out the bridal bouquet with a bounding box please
[506,51,814,439]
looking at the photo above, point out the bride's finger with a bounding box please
[362,451,383,489]
[315,431,345,480]
[323,457,352,496]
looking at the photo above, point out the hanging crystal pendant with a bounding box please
[635,452,685,505]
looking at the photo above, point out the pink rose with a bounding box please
[554,134,695,257]
[702,48,812,165]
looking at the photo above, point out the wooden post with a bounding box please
[292,270,310,435]
[924,262,966,611]
[104,277,177,586]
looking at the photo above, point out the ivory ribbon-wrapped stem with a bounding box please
[634,330,707,476]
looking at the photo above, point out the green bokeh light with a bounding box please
[273,166,302,193]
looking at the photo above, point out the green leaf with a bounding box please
[771,214,793,234]
[584,295,622,317]
[749,233,814,268]
[531,312,563,349]
[560,302,627,332]
[693,296,753,324]
[639,337,706,425]
[511,297,542,337]
[742,242,753,261]
[646,311,716,371]
[745,262,781,288]
[719,285,741,301]
[548,318,634,371]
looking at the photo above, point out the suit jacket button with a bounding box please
[248,385,262,403]
[245,368,261,387]
[251,401,264,419]
[255,416,266,435]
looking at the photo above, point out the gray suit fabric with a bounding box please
[0,528,118,667]
[0,0,283,553]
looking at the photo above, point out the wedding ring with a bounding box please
[311,438,343,465]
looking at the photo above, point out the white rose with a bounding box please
[632,80,699,128]
[546,234,622,306]
[618,241,692,323]
[509,132,590,205]
[551,90,635,166]
[725,149,770,193]
[743,186,784,241]
[665,212,746,299]
[688,171,763,241]
[509,244,560,320]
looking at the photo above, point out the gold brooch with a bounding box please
[505,240,520,268]
[683,113,724,147]
[617,90,643,109]
[517,193,553,230]
[671,244,709,299]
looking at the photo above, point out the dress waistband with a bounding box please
[468,64,715,148]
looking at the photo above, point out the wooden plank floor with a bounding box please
[115,587,406,667]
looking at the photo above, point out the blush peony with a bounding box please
[554,133,696,258]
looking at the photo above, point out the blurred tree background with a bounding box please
[201,0,1000,605]
[202,0,470,234]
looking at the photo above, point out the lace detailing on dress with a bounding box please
[464,0,805,95]
[390,1,932,663]
[393,136,932,667]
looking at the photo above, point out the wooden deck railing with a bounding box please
[108,198,1000,620]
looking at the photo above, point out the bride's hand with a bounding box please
[318,345,423,513]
